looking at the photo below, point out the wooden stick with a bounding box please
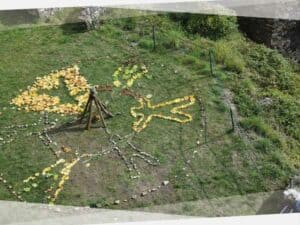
[230,107,235,131]
[209,50,214,76]
[96,99,113,117]
[79,96,91,123]
[86,100,93,130]
[95,99,106,128]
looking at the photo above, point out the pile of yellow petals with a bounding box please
[131,95,196,132]
[49,153,95,204]
[22,152,99,204]
[22,159,65,198]
[50,158,80,204]
[11,65,89,115]
[112,64,148,88]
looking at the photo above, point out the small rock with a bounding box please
[258,97,273,107]
[54,208,61,212]
[131,195,137,200]
[130,42,139,47]
[162,180,169,186]
[141,191,147,197]
[96,203,103,208]
[114,200,120,205]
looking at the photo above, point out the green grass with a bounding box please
[0,14,299,211]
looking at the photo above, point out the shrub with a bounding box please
[246,45,296,93]
[269,90,300,140]
[261,162,286,180]
[161,29,183,49]
[234,92,261,116]
[214,41,246,73]
[138,39,153,49]
[186,14,238,40]
[121,17,137,30]
[99,23,122,38]
[181,55,198,65]
[240,116,282,145]
[168,13,191,27]
[254,138,274,153]
[224,56,245,73]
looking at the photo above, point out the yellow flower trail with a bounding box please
[22,152,97,204]
[131,95,196,132]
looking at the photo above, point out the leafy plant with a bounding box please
[186,14,238,40]
[214,41,246,73]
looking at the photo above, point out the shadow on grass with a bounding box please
[60,22,88,35]
[47,119,104,134]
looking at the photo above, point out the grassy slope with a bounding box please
[0,15,299,209]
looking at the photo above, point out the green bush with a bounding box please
[254,138,274,153]
[269,90,300,140]
[168,13,191,27]
[240,116,282,146]
[181,55,198,65]
[161,29,183,49]
[120,17,137,30]
[99,23,122,38]
[186,14,238,40]
[261,163,286,180]
[234,92,261,116]
[214,41,246,73]
[246,46,296,93]
[138,39,153,49]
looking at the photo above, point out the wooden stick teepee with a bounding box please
[79,87,113,130]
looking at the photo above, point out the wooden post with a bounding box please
[204,106,208,144]
[78,87,113,130]
[86,101,93,130]
[152,25,156,51]
[230,107,235,131]
[209,50,214,76]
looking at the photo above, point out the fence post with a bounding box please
[230,107,235,131]
[209,49,215,76]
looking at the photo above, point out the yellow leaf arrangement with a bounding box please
[11,65,90,115]
[112,64,148,88]
[22,151,98,204]
[131,95,196,132]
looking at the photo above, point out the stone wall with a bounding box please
[238,17,299,62]
[271,19,300,62]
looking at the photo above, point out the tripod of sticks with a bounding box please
[79,87,113,130]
